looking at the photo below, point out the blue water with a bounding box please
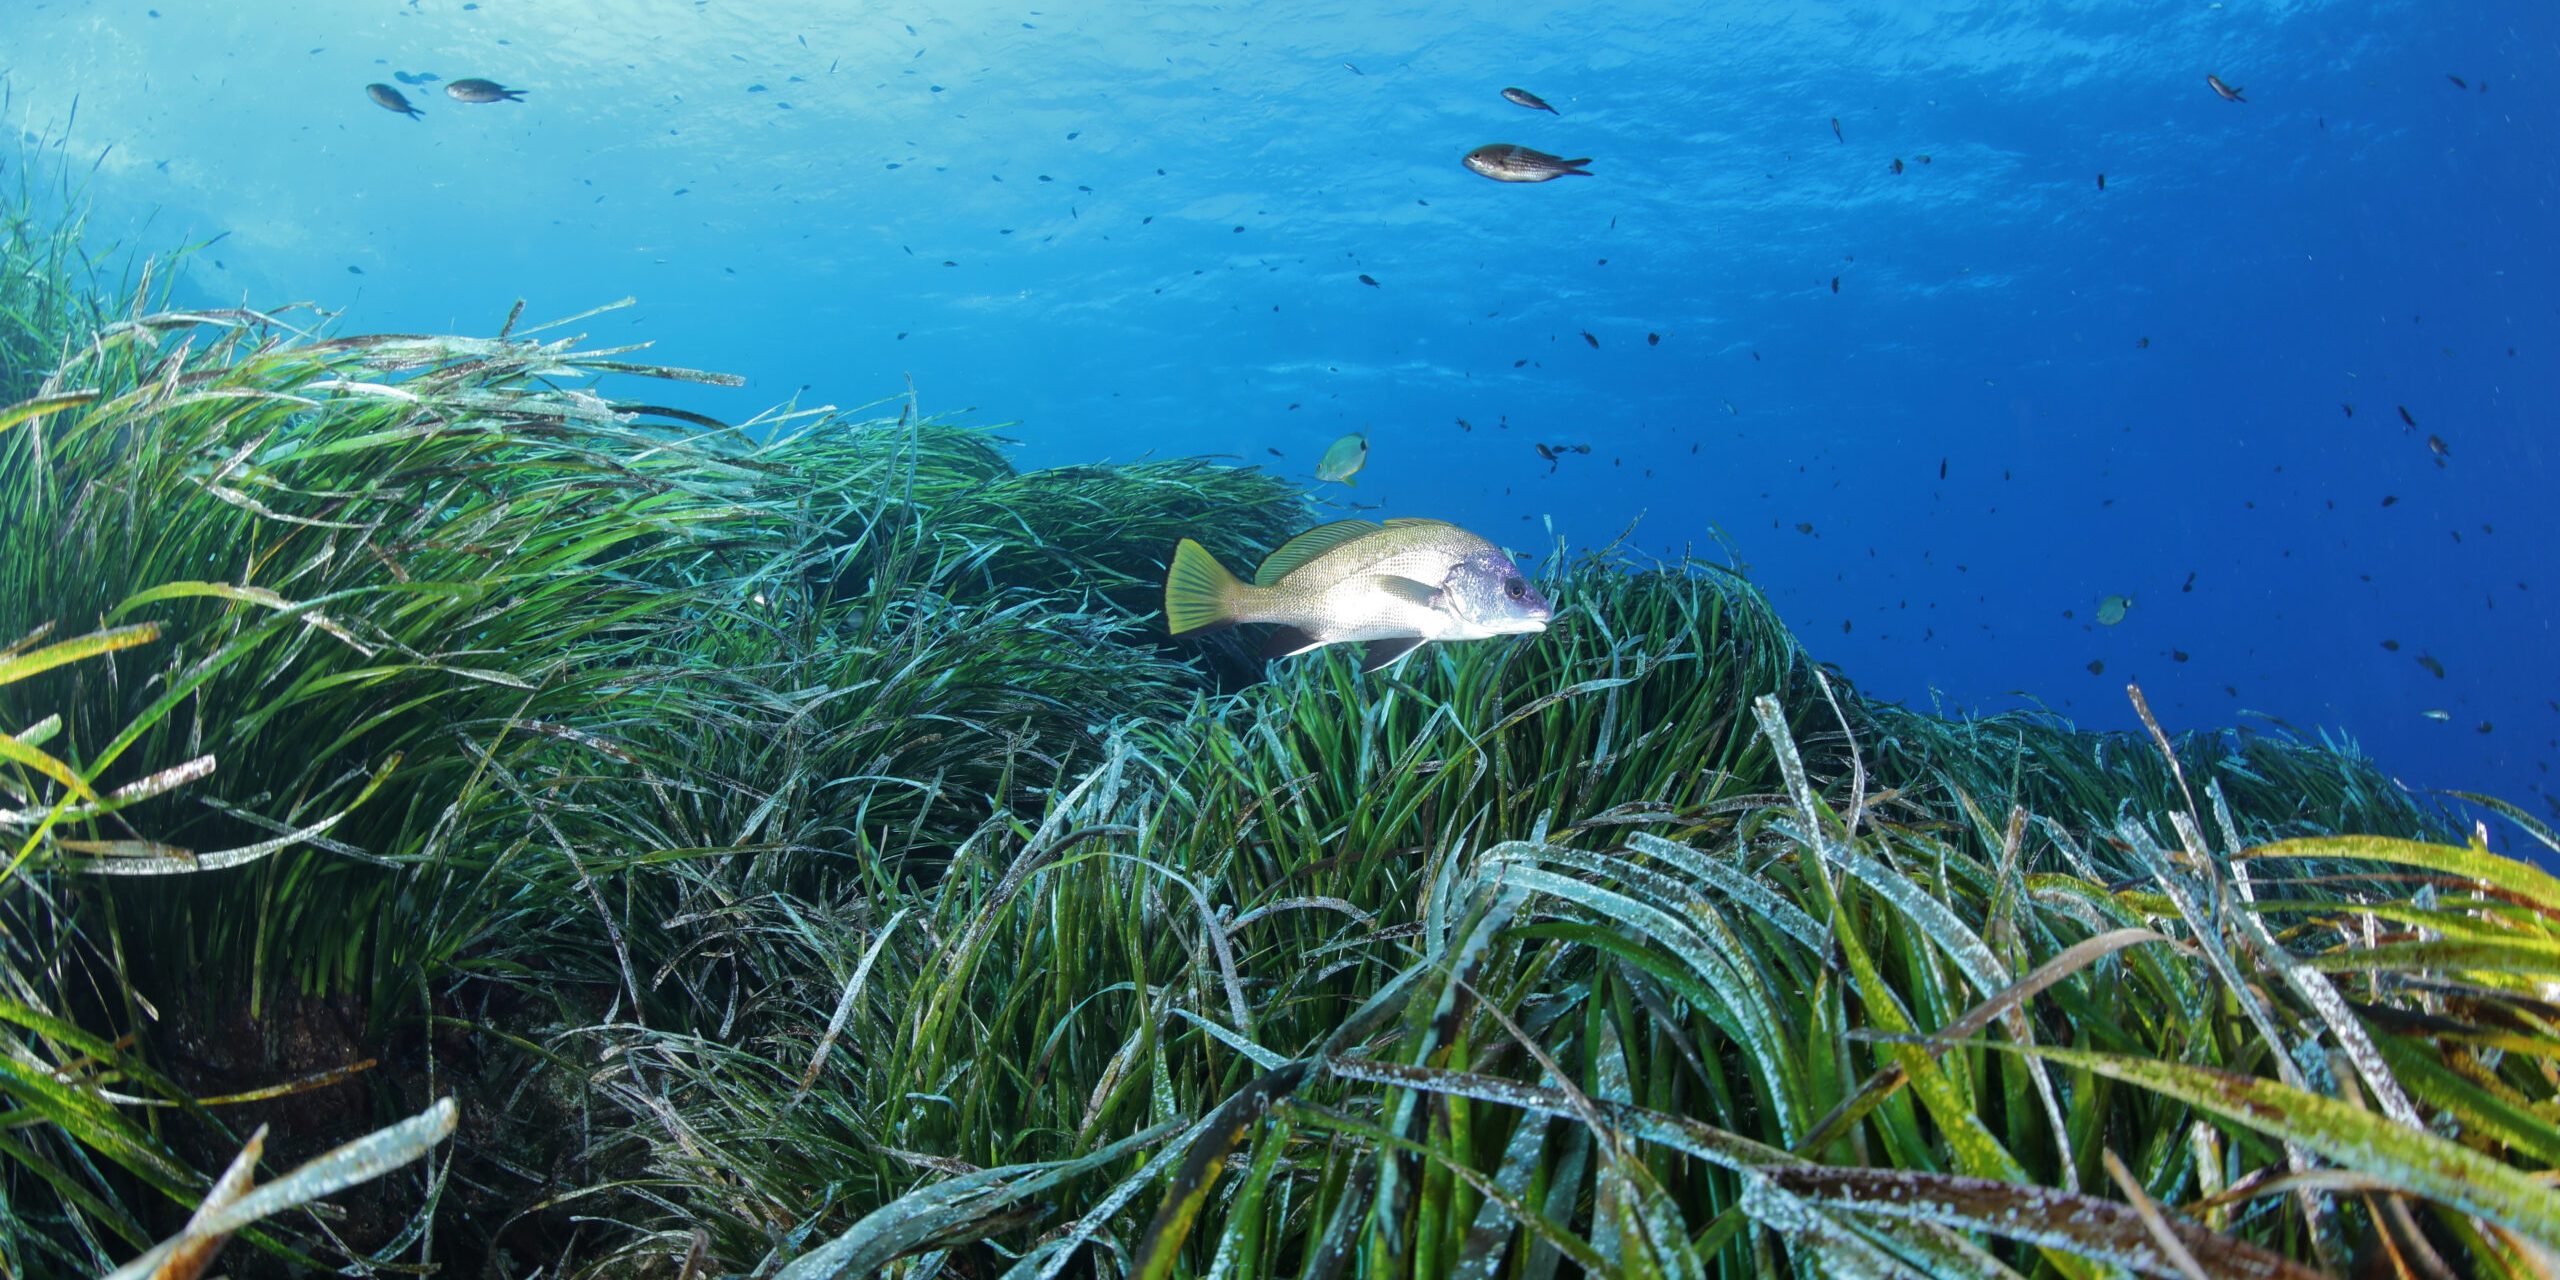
[6,2,2555,832]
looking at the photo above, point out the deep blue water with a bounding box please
[6,2,2555,838]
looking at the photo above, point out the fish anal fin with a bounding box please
[1254,519,1384,586]
[1360,636,1426,673]
[1261,625,1324,661]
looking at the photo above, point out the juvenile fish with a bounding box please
[1501,86,1559,114]
[1463,144,1592,183]
[446,78,528,103]
[1317,432,1369,484]
[2207,74,2246,103]
[366,83,424,119]
[1163,518,1551,672]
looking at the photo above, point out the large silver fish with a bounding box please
[365,83,424,120]
[1463,144,1591,183]
[446,78,528,104]
[1164,518,1551,671]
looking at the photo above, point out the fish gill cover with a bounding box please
[0,2,2552,1277]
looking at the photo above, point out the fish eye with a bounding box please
[1504,575,1527,599]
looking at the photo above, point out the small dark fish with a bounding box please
[2382,639,2401,651]
[1917,154,1931,164]
[1344,62,1362,75]
[1570,443,1589,454]
[1501,86,1559,114]
[2382,495,2399,506]
[1646,332,1659,346]
[2398,404,2417,429]
[1358,273,1380,287]
[392,70,441,86]
[2417,653,2445,679]
[1938,458,1947,480]
[1455,417,1472,432]
[2207,74,2245,103]
[2087,659,2105,675]
[2342,403,2354,417]
[445,78,526,104]
[1463,144,1592,182]
[1891,157,1904,174]
[2427,435,2449,457]
[1796,522,1815,534]
[1267,447,1284,457]
[1581,331,1598,349]
[1830,117,1844,143]
[2447,74,2469,90]
[2096,172,2105,190]
[1535,442,1557,461]
[347,264,365,274]
[365,83,424,119]
[1829,276,1840,294]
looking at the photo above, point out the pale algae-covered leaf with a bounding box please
[1736,1174,1933,1279]
[1625,831,1828,953]
[106,1097,458,1280]
[1480,859,1802,1144]
[1769,1167,2321,1280]
[1989,1043,2560,1252]
[1326,1057,1797,1173]
[2243,833,2560,909]
[788,1119,1183,1280]
[1008,1121,1218,1280]
[1590,1020,1707,1280]
[1451,1104,1550,1280]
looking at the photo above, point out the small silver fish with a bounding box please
[2207,74,2245,103]
[1463,144,1591,183]
[1501,86,1558,114]
[365,83,424,119]
[1164,518,1551,671]
[1316,432,1369,484]
[446,78,528,103]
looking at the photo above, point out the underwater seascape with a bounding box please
[1,1,2557,1277]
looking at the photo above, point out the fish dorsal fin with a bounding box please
[1255,519,1382,585]
[1382,517,1454,530]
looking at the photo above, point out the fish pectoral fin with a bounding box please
[1366,576,1443,609]
[1359,636,1426,673]
[1260,625,1325,661]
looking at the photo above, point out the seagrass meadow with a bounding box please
[4,196,2559,1280]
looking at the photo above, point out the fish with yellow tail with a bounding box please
[1163,518,1551,672]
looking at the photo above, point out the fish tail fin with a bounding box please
[1165,538,1248,634]
[1559,159,1593,175]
